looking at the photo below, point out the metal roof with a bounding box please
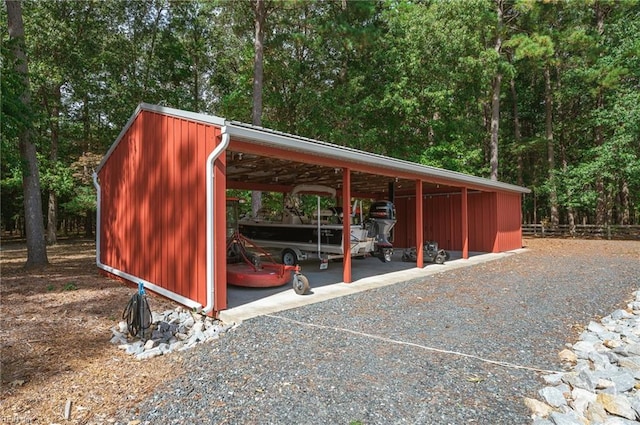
[224,121,530,194]
[97,103,530,195]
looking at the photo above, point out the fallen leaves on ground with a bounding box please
[1,239,183,424]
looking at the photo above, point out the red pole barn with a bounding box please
[94,104,530,317]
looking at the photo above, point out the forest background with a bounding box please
[2,0,639,259]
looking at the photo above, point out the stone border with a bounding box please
[526,290,640,424]
[110,307,237,360]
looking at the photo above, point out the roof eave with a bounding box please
[223,122,531,195]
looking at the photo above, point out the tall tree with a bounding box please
[489,0,504,181]
[592,0,611,226]
[505,1,558,226]
[5,0,48,267]
[251,0,266,127]
[251,0,267,217]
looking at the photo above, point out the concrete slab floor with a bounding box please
[219,248,528,324]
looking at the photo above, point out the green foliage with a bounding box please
[1,40,31,146]
[419,140,485,176]
[62,282,78,291]
[61,185,96,217]
[39,158,75,196]
[1,0,639,233]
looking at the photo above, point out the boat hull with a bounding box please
[238,221,375,257]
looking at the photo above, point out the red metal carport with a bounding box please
[94,104,530,317]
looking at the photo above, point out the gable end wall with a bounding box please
[98,110,219,306]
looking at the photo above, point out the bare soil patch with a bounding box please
[1,237,638,423]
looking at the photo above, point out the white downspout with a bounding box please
[92,173,202,310]
[201,127,230,314]
[317,196,322,260]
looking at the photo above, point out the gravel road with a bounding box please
[119,239,639,424]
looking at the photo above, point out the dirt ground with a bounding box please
[0,239,183,424]
[0,237,638,424]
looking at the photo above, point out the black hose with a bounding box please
[122,291,152,341]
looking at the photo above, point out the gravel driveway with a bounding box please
[119,239,639,424]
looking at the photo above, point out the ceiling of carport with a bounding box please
[225,150,452,199]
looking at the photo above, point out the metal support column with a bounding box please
[342,168,352,283]
[461,187,469,259]
[415,180,424,268]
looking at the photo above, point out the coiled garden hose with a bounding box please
[122,282,152,341]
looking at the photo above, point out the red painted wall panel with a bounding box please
[99,111,220,308]
[394,190,523,254]
[495,192,524,251]
[467,192,497,253]
[393,198,414,247]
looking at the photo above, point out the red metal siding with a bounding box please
[99,111,220,307]
[495,192,524,251]
[395,190,522,254]
[395,194,461,251]
[393,197,413,248]
[423,194,460,251]
[467,192,497,253]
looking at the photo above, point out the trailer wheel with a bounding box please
[385,249,393,262]
[282,248,298,266]
[292,274,310,295]
[380,248,393,263]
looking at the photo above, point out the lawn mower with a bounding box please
[401,241,450,265]
[226,198,310,295]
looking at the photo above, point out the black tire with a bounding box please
[282,248,298,265]
[292,274,310,295]
[435,253,446,264]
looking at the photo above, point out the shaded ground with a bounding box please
[0,237,638,423]
[0,239,181,424]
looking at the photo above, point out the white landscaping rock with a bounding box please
[527,290,640,424]
[597,393,637,420]
[539,387,567,408]
[109,307,237,360]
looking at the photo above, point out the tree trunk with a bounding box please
[193,54,200,112]
[252,0,265,127]
[594,2,608,226]
[190,12,200,112]
[85,210,93,238]
[83,94,91,152]
[46,187,58,244]
[509,78,523,187]
[490,74,501,181]
[561,144,575,236]
[489,0,503,181]
[6,0,49,267]
[46,84,61,245]
[544,65,559,227]
[143,2,163,95]
[251,0,267,217]
[620,179,630,225]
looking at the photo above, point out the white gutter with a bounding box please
[92,173,202,310]
[201,127,231,314]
